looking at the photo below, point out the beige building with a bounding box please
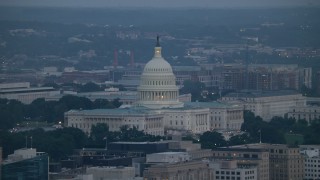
[143,160,214,180]
[227,143,304,180]
[212,147,269,180]
[167,140,212,160]
[209,160,258,180]
[86,166,135,180]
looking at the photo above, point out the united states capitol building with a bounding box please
[65,38,243,136]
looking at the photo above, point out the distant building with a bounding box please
[42,66,61,76]
[143,160,214,180]
[209,160,258,180]
[146,152,190,163]
[65,38,244,135]
[212,146,269,180]
[225,143,304,180]
[287,106,320,124]
[108,142,169,154]
[300,68,312,89]
[0,82,58,104]
[300,145,320,180]
[65,108,164,136]
[221,90,306,121]
[1,148,49,180]
[86,166,135,180]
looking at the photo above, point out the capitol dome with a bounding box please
[137,37,183,109]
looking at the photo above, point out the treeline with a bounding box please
[0,95,122,130]
[0,124,166,161]
[1,110,320,161]
[197,111,320,149]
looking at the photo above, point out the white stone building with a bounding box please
[136,36,183,109]
[0,82,59,104]
[287,106,320,124]
[221,91,306,121]
[65,38,244,135]
[65,108,164,136]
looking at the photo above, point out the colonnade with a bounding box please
[139,91,178,101]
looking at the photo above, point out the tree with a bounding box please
[180,80,206,102]
[89,123,110,148]
[79,82,103,92]
[112,98,122,108]
[59,95,93,110]
[199,131,226,149]
[93,99,115,109]
[228,133,254,146]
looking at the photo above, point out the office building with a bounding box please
[212,147,269,180]
[1,148,49,180]
[227,143,304,180]
[300,146,320,180]
[209,160,257,180]
[143,160,214,180]
[86,166,135,180]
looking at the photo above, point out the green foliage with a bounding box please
[228,133,254,146]
[0,127,87,161]
[88,124,166,148]
[89,123,110,147]
[180,80,206,102]
[241,110,320,145]
[0,95,120,129]
[199,131,226,149]
[0,99,26,130]
[79,82,104,92]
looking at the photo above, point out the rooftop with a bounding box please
[224,90,301,98]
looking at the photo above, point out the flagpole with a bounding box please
[259,129,262,144]
[30,136,33,149]
[25,136,28,148]
[104,136,108,150]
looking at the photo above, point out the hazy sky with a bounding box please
[0,0,318,8]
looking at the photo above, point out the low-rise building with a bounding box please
[287,106,320,124]
[226,143,304,180]
[0,82,59,104]
[209,160,257,180]
[1,148,49,180]
[86,166,135,180]
[143,160,214,180]
[146,152,190,163]
[212,146,269,180]
[221,90,306,121]
[64,108,164,136]
[300,145,320,180]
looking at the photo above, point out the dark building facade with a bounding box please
[1,153,49,180]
